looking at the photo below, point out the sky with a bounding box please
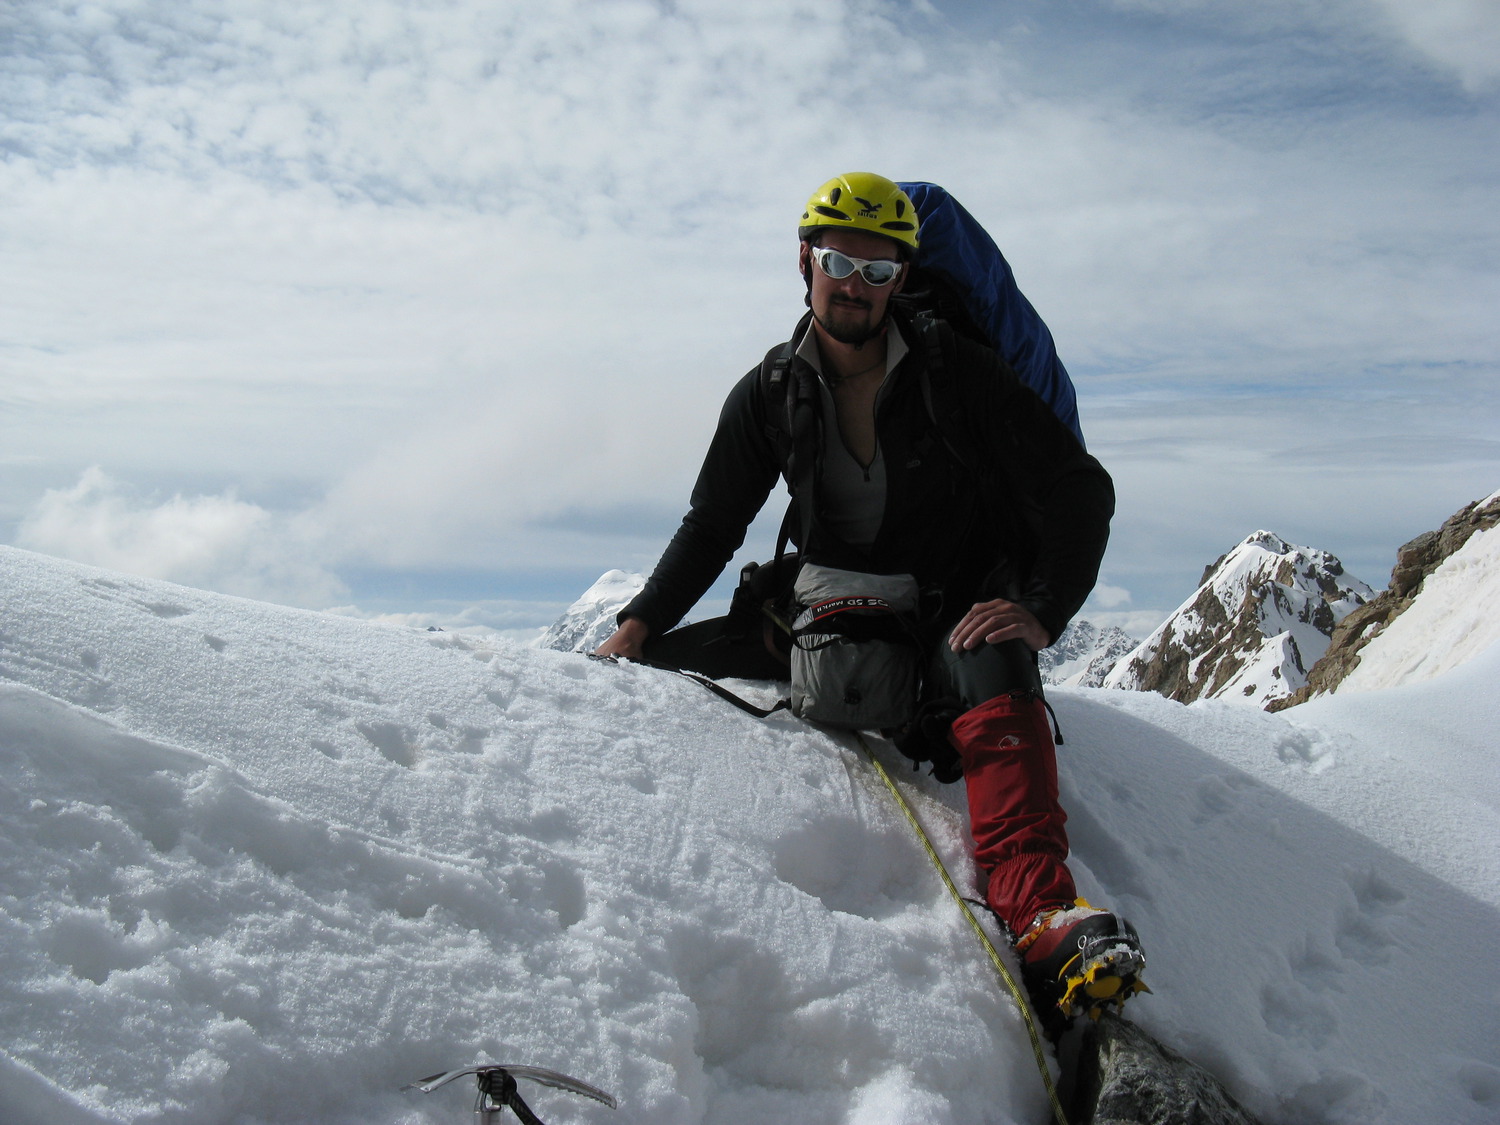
[3,0,1498,638]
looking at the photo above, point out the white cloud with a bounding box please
[1088,581,1133,609]
[4,0,902,219]
[1078,580,1163,636]
[16,468,346,608]
[1371,0,1500,91]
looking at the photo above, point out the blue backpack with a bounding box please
[898,182,1083,445]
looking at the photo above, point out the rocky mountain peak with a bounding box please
[1103,532,1374,708]
[1038,620,1140,687]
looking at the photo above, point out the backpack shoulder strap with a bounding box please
[758,336,818,567]
[758,338,796,462]
[912,312,982,478]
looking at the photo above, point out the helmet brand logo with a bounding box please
[854,196,882,219]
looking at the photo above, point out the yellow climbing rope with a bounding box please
[852,732,1070,1125]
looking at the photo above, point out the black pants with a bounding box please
[640,615,790,681]
[642,613,1043,708]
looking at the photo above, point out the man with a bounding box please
[597,173,1144,1027]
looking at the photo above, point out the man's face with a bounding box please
[800,228,907,348]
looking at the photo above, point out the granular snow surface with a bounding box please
[2,545,1497,1124]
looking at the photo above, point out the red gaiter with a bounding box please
[948,692,1076,934]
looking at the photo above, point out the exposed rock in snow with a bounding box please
[1040,620,1140,687]
[1072,1015,1262,1125]
[534,569,645,653]
[1102,532,1373,708]
[1276,490,1500,707]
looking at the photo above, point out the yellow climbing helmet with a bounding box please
[798,172,920,253]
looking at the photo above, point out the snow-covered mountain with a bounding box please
[3,543,1497,1124]
[535,569,645,653]
[1102,532,1374,708]
[1279,489,1500,706]
[1037,620,1139,687]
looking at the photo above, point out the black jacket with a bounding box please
[622,311,1115,646]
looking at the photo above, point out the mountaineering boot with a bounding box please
[1014,897,1148,1032]
[947,691,1149,1033]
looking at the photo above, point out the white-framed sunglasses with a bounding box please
[810,245,905,287]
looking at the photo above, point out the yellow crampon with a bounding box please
[1058,946,1151,1022]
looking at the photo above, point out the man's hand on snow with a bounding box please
[594,616,651,661]
[948,599,1048,653]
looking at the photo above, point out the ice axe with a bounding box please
[403,1063,617,1123]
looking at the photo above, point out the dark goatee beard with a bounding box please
[815,300,884,347]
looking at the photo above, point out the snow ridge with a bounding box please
[1337,510,1500,692]
[3,544,1498,1124]
[1284,491,1500,704]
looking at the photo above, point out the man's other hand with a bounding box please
[948,599,1049,653]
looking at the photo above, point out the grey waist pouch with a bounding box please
[789,563,921,730]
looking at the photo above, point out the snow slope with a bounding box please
[2,545,1497,1124]
[1334,506,1500,693]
